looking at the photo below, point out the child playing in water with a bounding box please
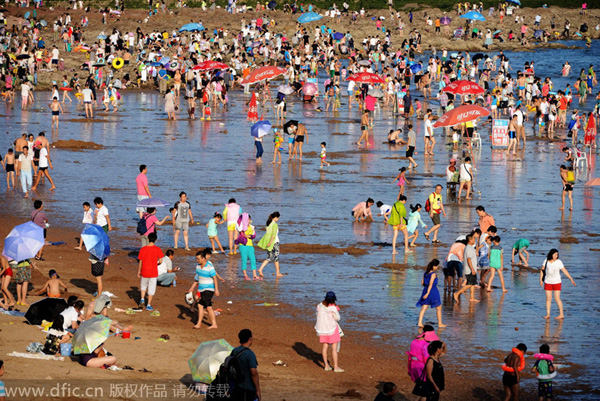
[478,234,492,287]
[406,204,427,247]
[1,148,15,189]
[393,167,409,198]
[376,201,392,222]
[487,236,508,292]
[35,269,68,298]
[532,344,556,401]
[75,202,93,250]
[206,213,226,254]
[320,142,330,167]
[511,238,530,266]
[272,128,283,164]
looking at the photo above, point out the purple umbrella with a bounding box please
[2,222,44,262]
[440,16,451,25]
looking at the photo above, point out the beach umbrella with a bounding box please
[24,298,68,325]
[188,339,234,383]
[72,315,112,355]
[17,54,30,60]
[332,32,344,40]
[534,30,544,39]
[277,84,294,95]
[150,62,162,67]
[357,60,371,67]
[493,30,502,35]
[97,35,107,40]
[410,64,422,74]
[460,11,486,22]
[506,0,520,4]
[440,16,451,25]
[267,0,277,9]
[251,41,262,48]
[40,20,47,27]
[24,11,30,19]
[160,56,170,65]
[179,23,204,32]
[81,224,110,260]
[2,222,44,262]
[442,80,485,95]
[368,88,384,98]
[136,198,170,208]
[297,12,322,24]
[433,105,490,128]
[251,120,272,138]
[347,72,385,84]
[302,82,318,96]
[194,60,229,71]
[242,66,287,84]
[247,92,258,121]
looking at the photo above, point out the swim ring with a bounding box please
[112,57,124,70]
[502,348,525,373]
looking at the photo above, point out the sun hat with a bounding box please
[325,291,337,301]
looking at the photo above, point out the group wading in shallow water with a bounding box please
[0,1,598,399]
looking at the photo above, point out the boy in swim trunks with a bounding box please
[35,269,68,298]
[49,97,64,130]
[1,148,15,189]
[507,114,517,155]
[503,344,527,401]
[511,238,530,267]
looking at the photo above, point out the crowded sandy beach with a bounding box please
[0,0,599,400]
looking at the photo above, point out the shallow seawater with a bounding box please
[1,40,599,397]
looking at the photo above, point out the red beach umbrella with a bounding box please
[441,80,485,95]
[247,92,258,121]
[433,105,490,128]
[242,66,287,84]
[193,60,230,71]
[346,72,385,84]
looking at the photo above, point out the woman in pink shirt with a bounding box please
[352,198,374,221]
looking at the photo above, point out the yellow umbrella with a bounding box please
[188,339,233,383]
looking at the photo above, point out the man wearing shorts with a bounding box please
[514,104,525,148]
[173,192,194,251]
[190,248,220,329]
[453,234,479,303]
[82,84,94,118]
[137,232,163,311]
[136,164,151,218]
[424,185,446,243]
[405,124,418,168]
[31,142,56,191]
[222,198,242,255]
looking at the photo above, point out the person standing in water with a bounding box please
[502,343,528,401]
[49,97,64,130]
[258,212,283,278]
[559,165,574,211]
[540,249,576,320]
[222,198,242,255]
[416,259,446,328]
[172,192,194,251]
[388,195,412,255]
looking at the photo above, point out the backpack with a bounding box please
[136,213,153,235]
[207,347,249,400]
[424,193,434,213]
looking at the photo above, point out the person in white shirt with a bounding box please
[157,249,179,286]
[82,85,94,118]
[458,157,473,199]
[93,197,112,232]
[423,110,436,155]
[60,299,84,333]
[31,142,56,191]
[540,249,576,320]
[16,146,33,197]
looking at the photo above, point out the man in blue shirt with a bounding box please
[231,329,260,401]
[158,66,168,94]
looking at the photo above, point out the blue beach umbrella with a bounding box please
[160,56,170,65]
[97,35,107,40]
[460,11,486,22]
[297,12,322,24]
[506,0,520,4]
[332,32,344,40]
[2,222,44,262]
[150,62,162,67]
[136,198,170,208]
[251,120,272,138]
[410,64,422,73]
[81,224,110,260]
[179,23,204,33]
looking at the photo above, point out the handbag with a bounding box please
[412,361,433,397]
[234,231,248,246]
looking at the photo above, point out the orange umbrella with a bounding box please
[433,105,490,127]
[346,72,385,84]
[441,80,485,95]
[193,60,230,71]
[242,66,287,84]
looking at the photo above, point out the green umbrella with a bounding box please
[72,315,112,355]
[188,339,233,383]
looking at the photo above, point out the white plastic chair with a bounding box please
[574,147,588,169]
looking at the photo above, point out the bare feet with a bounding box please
[192,324,202,329]
[276,274,284,278]
[469,298,480,303]
[486,288,493,292]
[258,269,264,277]
[207,325,218,329]
[453,293,459,303]
[74,247,82,250]
[405,249,413,253]
[555,315,564,320]
[502,289,508,293]
[543,315,550,320]
[438,323,447,328]
[418,323,424,327]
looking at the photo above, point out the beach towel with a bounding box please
[8,351,65,361]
